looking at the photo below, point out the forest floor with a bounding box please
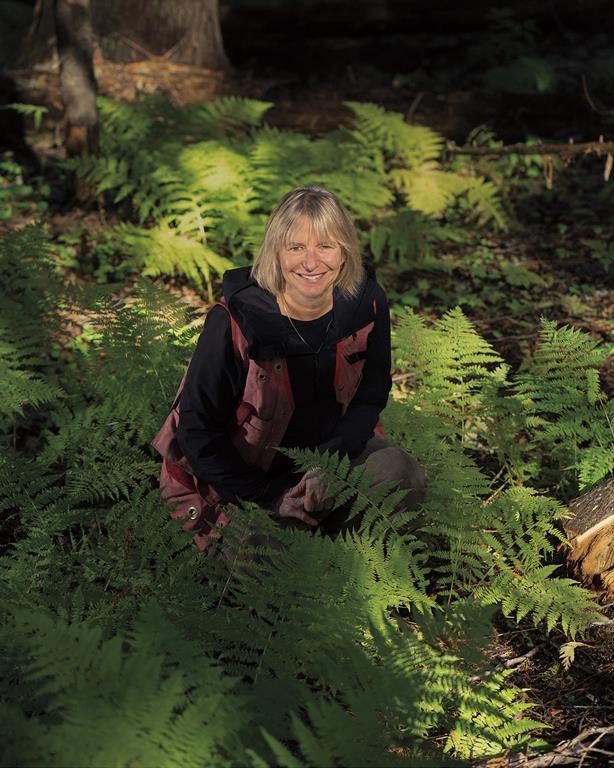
[3,20,614,761]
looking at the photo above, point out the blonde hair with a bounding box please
[251,186,364,297]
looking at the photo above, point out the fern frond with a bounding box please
[394,306,506,444]
[0,347,62,418]
[108,223,232,288]
[347,101,443,166]
[391,166,466,216]
[178,96,273,138]
[464,177,509,229]
[249,127,391,221]
[369,209,463,268]
[1,604,250,768]
[513,320,613,488]
[445,670,543,759]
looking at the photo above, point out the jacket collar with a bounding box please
[222,266,375,360]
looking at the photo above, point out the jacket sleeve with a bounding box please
[319,286,392,459]
[176,305,276,504]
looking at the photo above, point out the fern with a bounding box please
[394,306,508,446]
[0,226,607,766]
[0,605,252,768]
[474,488,601,636]
[444,669,544,759]
[176,96,273,139]
[348,101,507,227]
[388,311,603,629]
[0,338,62,419]
[0,227,66,425]
[464,176,508,228]
[513,320,613,490]
[347,101,444,167]
[107,223,233,294]
[71,95,508,298]
[249,125,392,221]
[391,165,467,216]
[369,209,464,269]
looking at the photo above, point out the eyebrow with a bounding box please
[287,237,335,246]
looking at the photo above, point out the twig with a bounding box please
[501,644,543,669]
[480,474,508,508]
[391,372,414,384]
[119,34,159,61]
[406,91,425,124]
[578,727,613,768]
[581,74,614,116]
[446,139,614,158]
[161,38,184,60]
[468,643,545,683]
[474,726,614,767]
[588,618,614,628]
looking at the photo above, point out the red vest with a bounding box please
[152,302,379,550]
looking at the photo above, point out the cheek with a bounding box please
[278,255,293,275]
[327,253,344,271]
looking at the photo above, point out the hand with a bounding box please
[272,482,319,527]
[299,468,334,515]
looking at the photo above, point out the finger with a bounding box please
[286,480,305,498]
[304,490,322,512]
[297,510,319,526]
[278,506,318,526]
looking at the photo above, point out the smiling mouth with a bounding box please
[296,272,326,282]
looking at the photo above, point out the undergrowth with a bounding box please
[61,94,508,299]
[0,88,612,766]
[1,213,611,766]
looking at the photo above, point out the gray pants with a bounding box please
[317,437,427,536]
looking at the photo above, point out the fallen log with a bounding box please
[564,476,614,593]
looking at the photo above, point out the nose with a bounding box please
[302,247,318,270]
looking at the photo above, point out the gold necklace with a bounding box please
[280,294,333,353]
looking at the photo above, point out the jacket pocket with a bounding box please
[234,413,274,467]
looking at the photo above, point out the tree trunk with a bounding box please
[92,0,229,69]
[53,0,99,162]
[170,0,229,70]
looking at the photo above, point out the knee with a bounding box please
[366,445,427,497]
[394,448,426,499]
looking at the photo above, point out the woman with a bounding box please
[154,186,425,549]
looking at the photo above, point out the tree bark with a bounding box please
[169,0,229,70]
[53,0,99,160]
[91,0,229,69]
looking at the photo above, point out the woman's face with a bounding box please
[278,216,344,307]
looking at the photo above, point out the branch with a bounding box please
[446,139,614,158]
[581,74,614,116]
[473,726,614,767]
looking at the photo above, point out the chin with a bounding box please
[292,275,334,294]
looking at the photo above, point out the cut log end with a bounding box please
[564,476,614,593]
